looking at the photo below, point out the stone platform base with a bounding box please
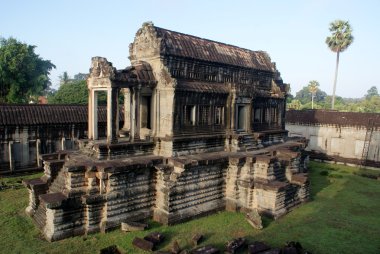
[24,138,309,241]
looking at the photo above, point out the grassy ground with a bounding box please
[0,162,379,254]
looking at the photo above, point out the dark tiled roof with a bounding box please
[176,81,230,94]
[0,105,124,126]
[116,61,156,84]
[154,26,275,72]
[286,110,380,128]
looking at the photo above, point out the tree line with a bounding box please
[288,84,380,113]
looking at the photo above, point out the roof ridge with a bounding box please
[153,25,267,55]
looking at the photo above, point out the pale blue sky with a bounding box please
[1,0,379,98]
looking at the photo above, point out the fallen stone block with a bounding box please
[99,245,123,254]
[144,232,165,245]
[121,221,148,232]
[248,241,271,254]
[225,237,246,253]
[246,209,263,229]
[191,245,220,254]
[191,233,203,247]
[132,237,155,252]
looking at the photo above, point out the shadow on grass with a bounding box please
[308,165,331,200]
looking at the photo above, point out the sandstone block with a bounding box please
[121,221,148,232]
[246,209,263,230]
[132,237,154,252]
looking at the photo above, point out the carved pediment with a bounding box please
[129,22,161,61]
[89,57,116,79]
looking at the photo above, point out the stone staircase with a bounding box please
[33,203,47,229]
[48,169,66,194]
[237,133,262,151]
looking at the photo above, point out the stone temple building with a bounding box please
[24,22,309,241]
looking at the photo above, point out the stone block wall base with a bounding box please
[225,199,239,212]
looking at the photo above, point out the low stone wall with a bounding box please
[286,110,380,167]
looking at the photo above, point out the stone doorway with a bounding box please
[237,105,247,131]
[141,95,151,129]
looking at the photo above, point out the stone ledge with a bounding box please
[39,192,67,209]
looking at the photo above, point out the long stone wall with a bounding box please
[286,110,380,167]
[0,105,123,173]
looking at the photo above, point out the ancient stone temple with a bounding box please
[24,22,309,241]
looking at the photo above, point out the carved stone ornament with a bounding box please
[130,21,160,59]
[89,57,115,79]
[270,80,283,98]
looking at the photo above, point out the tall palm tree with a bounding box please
[325,20,354,109]
[308,80,319,109]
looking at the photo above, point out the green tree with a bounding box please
[365,86,379,99]
[288,99,302,110]
[0,37,55,103]
[49,80,88,104]
[295,86,327,105]
[59,71,70,85]
[326,20,354,110]
[307,80,319,109]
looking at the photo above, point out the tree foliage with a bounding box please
[295,85,327,105]
[49,80,89,104]
[290,85,380,113]
[0,37,55,103]
[325,20,354,109]
[365,86,379,99]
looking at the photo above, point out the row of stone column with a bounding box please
[87,85,142,144]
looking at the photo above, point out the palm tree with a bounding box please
[308,80,319,109]
[325,20,354,109]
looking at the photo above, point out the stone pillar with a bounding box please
[106,87,119,144]
[135,85,142,140]
[91,90,98,140]
[88,88,93,139]
[61,137,65,150]
[8,141,14,172]
[36,139,41,167]
[120,88,131,137]
[130,88,135,142]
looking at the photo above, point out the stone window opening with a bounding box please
[237,105,247,131]
[215,106,224,125]
[199,105,211,126]
[184,105,196,126]
[254,108,262,123]
[141,95,152,129]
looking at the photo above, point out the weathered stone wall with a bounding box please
[154,158,227,224]
[286,110,380,166]
[24,139,309,241]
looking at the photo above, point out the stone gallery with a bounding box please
[24,22,309,241]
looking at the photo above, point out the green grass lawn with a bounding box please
[0,162,379,254]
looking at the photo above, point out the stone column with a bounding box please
[120,88,131,137]
[135,84,142,140]
[106,87,119,144]
[8,141,14,172]
[88,88,93,139]
[130,87,135,142]
[61,137,65,150]
[91,90,98,140]
[36,139,41,167]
